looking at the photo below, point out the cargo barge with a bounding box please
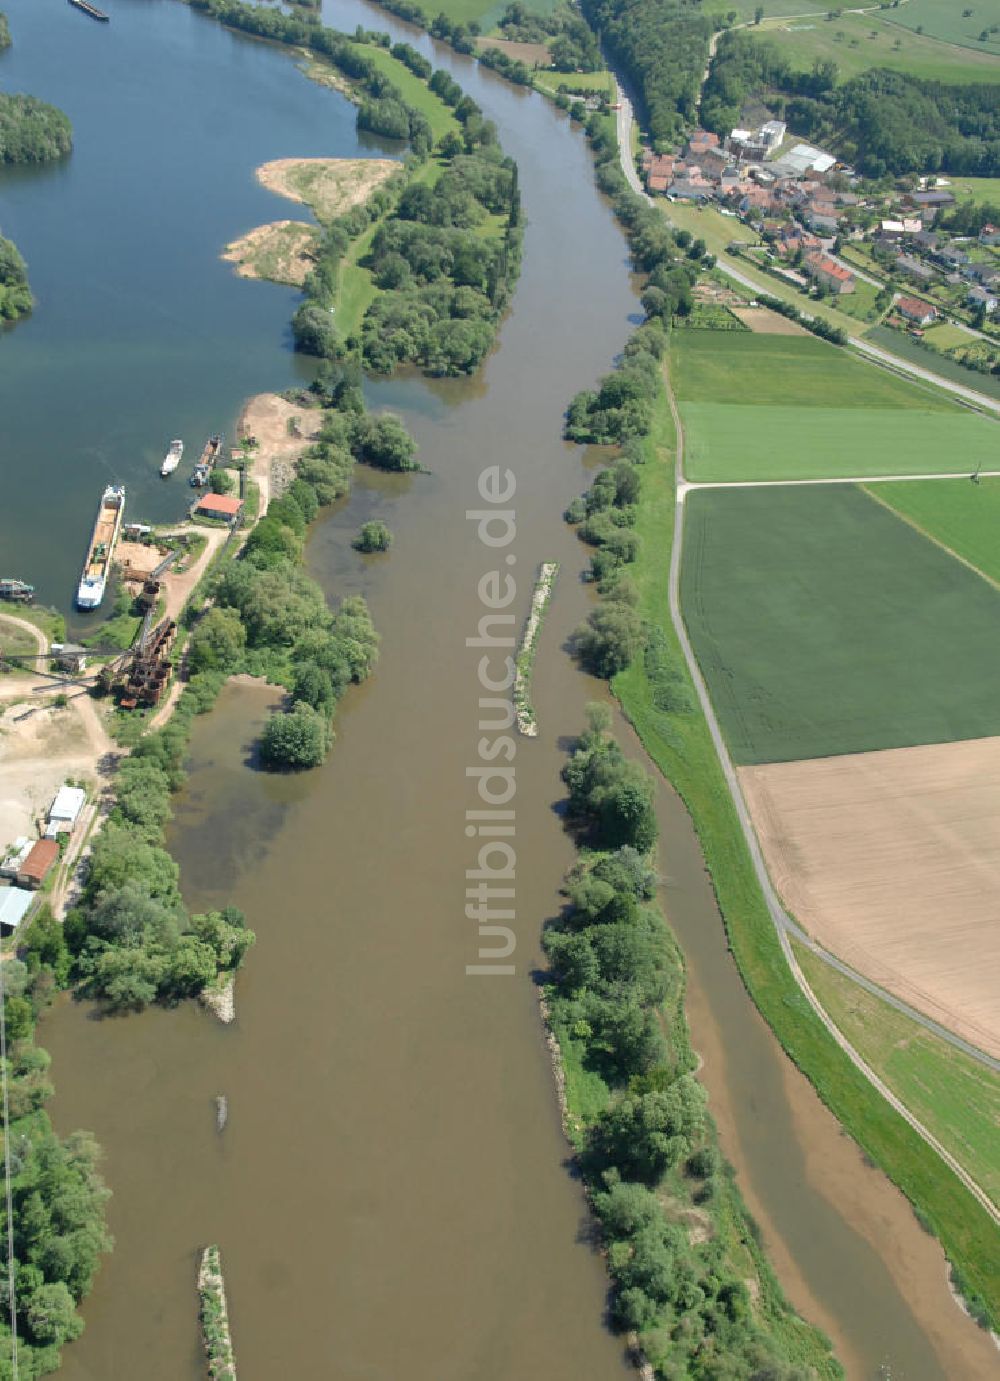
[67,0,110,20]
[76,484,125,610]
[190,434,223,488]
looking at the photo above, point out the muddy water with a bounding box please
[41,3,1000,1379]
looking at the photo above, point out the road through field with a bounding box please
[661,364,1000,1226]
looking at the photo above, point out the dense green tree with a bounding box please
[259,701,329,769]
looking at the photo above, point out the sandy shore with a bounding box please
[255,156,398,223]
[222,219,319,286]
[237,392,322,518]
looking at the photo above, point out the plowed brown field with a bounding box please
[740,737,1000,1059]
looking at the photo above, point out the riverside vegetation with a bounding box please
[547,710,840,1379]
[0,911,112,1378]
[190,0,523,378]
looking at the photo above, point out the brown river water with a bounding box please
[43,4,1000,1379]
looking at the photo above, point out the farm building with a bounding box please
[17,839,59,889]
[48,785,85,831]
[194,493,243,522]
[896,297,938,326]
[803,252,855,295]
[0,838,33,880]
[0,887,32,932]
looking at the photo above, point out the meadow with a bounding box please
[795,943,1000,1209]
[945,175,1000,205]
[865,324,1000,402]
[760,11,1000,83]
[880,0,1000,57]
[672,331,994,481]
[680,483,1000,764]
[866,475,1000,585]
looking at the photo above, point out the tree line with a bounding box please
[703,30,1000,176]
[547,712,839,1376]
[580,0,712,148]
[0,914,113,1375]
[0,233,32,322]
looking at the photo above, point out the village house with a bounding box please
[194,492,244,523]
[968,284,999,314]
[803,251,855,294]
[896,296,938,326]
[16,839,60,890]
[686,129,719,158]
[895,253,934,282]
[979,224,1000,247]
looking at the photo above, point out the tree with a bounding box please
[754,4,764,22]
[259,702,329,769]
[353,520,393,552]
[25,1281,82,1347]
[573,603,645,678]
[209,468,235,495]
[187,607,246,675]
[351,413,419,471]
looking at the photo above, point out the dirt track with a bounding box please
[740,737,1000,1060]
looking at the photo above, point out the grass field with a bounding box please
[946,175,1000,205]
[681,483,1000,763]
[674,332,945,409]
[360,45,460,141]
[795,943,1000,1209]
[881,0,1000,57]
[760,11,1000,83]
[612,373,1000,1329]
[865,324,1000,402]
[922,321,975,350]
[865,475,1000,584]
[672,331,995,481]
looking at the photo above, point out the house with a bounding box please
[669,178,712,202]
[896,296,938,326]
[0,838,33,880]
[907,190,955,209]
[803,201,840,235]
[760,119,787,151]
[968,284,999,313]
[935,244,968,269]
[979,224,1000,247]
[48,785,85,832]
[16,839,59,890]
[194,493,244,523]
[879,218,922,241]
[0,887,32,932]
[895,253,934,282]
[803,251,855,294]
[687,129,719,157]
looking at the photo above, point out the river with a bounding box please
[7,0,994,1376]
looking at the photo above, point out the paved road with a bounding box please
[614,88,1000,416]
[662,368,1000,1224]
[680,468,1000,493]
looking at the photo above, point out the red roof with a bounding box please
[18,839,59,884]
[195,493,243,517]
[896,296,936,320]
[805,251,854,283]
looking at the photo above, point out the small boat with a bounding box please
[160,439,183,477]
[77,485,125,610]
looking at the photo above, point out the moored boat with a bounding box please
[160,439,183,477]
[76,485,125,610]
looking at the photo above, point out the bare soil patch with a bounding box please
[731,307,808,335]
[222,219,319,287]
[238,393,323,517]
[256,156,398,223]
[475,37,550,66]
[740,737,1000,1058]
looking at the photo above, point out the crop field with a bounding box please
[672,333,996,481]
[865,476,1000,585]
[881,0,1000,57]
[794,942,1000,1206]
[760,12,1000,83]
[681,484,1000,764]
[741,738,1000,1059]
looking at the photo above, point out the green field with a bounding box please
[613,374,1000,1328]
[672,331,994,481]
[946,175,1000,205]
[360,45,460,141]
[760,11,1000,83]
[881,0,1000,56]
[681,483,1000,763]
[795,944,1000,1209]
[865,324,1000,402]
[866,475,1000,584]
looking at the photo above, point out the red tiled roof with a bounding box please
[18,839,59,884]
[896,296,936,319]
[805,251,854,283]
[195,493,243,517]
